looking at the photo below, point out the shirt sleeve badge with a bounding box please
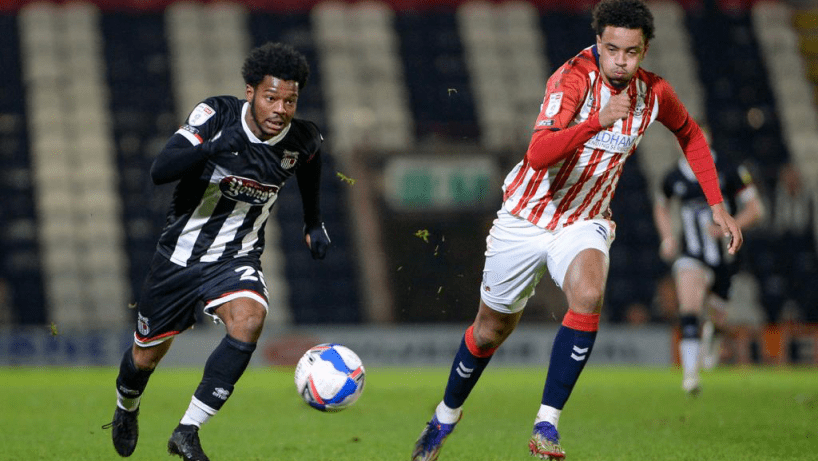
[545,92,564,117]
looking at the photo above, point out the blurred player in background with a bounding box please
[653,142,764,394]
[103,42,331,461]
[411,1,743,460]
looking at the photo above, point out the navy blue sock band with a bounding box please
[680,314,699,340]
[541,325,597,410]
[442,329,494,409]
[116,348,154,399]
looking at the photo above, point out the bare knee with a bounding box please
[222,303,266,343]
[472,301,522,349]
[472,323,506,349]
[132,341,172,370]
[567,283,605,313]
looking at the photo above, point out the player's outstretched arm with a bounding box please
[151,124,245,185]
[710,202,743,254]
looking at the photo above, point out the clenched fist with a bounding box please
[598,91,631,127]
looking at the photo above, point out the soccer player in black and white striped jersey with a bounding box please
[653,146,764,395]
[103,42,331,461]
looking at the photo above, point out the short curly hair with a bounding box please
[241,42,310,90]
[591,0,655,42]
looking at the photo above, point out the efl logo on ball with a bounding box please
[294,343,365,412]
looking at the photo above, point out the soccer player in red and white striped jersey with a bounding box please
[412,1,743,460]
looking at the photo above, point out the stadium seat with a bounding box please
[457,0,547,151]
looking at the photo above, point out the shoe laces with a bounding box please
[102,409,137,431]
[177,429,205,454]
[419,417,454,449]
[533,422,560,444]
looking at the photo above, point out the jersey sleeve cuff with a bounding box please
[176,128,203,145]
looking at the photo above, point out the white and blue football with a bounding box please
[294,343,365,412]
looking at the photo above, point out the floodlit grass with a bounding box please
[0,366,815,460]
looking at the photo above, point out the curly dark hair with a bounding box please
[591,0,655,42]
[241,42,310,90]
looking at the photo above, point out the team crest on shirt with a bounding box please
[281,150,299,169]
[137,313,150,336]
[545,92,563,117]
[633,99,646,117]
[220,176,280,205]
[188,103,215,127]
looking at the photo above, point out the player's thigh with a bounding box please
[561,248,609,312]
[480,209,552,314]
[672,257,713,313]
[201,257,269,326]
[548,219,615,290]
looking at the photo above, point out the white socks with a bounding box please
[179,397,217,428]
[679,338,701,378]
[435,401,462,425]
[534,405,561,428]
[435,400,560,429]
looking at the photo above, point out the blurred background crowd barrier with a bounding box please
[0,0,816,365]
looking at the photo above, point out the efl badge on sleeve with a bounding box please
[188,103,215,126]
[545,92,563,117]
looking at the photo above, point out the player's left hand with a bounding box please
[304,222,330,260]
[710,203,743,254]
[202,124,246,156]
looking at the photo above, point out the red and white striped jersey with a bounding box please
[502,45,708,231]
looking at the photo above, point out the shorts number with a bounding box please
[235,266,258,282]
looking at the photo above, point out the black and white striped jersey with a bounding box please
[661,154,755,268]
[154,95,323,267]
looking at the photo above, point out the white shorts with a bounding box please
[480,208,615,314]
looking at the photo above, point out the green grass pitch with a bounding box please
[0,366,815,460]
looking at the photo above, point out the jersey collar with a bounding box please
[240,101,291,146]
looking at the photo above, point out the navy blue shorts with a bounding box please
[710,261,736,300]
[674,254,737,301]
[133,252,268,346]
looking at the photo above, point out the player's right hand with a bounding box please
[598,90,631,127]
[202,124,245,156]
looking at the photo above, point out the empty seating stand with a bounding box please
[19,2,130,328]
[101,11,176,306]
[0,13,45,324]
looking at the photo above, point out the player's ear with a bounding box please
[245,83,254,101]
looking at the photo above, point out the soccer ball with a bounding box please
[294,343,365,412]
